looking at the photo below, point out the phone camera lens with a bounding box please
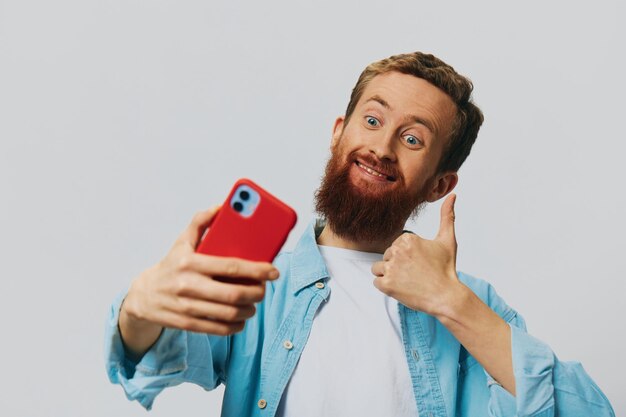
[233,202,244,212]
[239,190,250,201]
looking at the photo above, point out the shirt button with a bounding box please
[257,399,267,409]
[315,281,325,289]
[411,350,420,361]
[283,340,294,350]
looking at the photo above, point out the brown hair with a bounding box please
[344,52,484,173]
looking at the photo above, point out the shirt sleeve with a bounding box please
[484,300,615,416]
[104,292,230,410]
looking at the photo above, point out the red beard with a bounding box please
[314,148,429,243]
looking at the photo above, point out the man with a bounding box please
[105,52,615,416]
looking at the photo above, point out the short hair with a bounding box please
[344,52,484,173]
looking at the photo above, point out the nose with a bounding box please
[369,130,397,162]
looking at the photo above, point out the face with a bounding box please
[315,71,459,242]
[335,71,458,199]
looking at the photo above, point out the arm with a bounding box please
[105,292,231,410]
[435,282,515,395]
[372,195,615,416]
[372,194,514,394]
[120,206,278,356]
[457,294,615,417]
[105,206,279,409]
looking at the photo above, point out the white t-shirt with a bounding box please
[276,245,419,417]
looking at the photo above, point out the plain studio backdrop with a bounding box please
[0,0,624,416]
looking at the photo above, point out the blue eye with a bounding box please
[366,116,380,127]
[404,135,420,146]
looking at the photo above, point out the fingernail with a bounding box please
[269,269,280,279]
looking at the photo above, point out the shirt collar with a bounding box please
[289,218,330,295]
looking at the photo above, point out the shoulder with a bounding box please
[457,271,520,323]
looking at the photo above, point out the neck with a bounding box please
[316,222,404,254]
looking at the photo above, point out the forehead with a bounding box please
[357,71,457,137]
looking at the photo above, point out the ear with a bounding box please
[331,116,345,149]
[425,171,458,202]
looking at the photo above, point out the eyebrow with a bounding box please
[365,94,436,135]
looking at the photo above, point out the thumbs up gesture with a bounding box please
[371,194,462,315]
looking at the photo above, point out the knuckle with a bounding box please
[404,233,417,244]
[173,276,191,295]
[178,317,195,331]
[225,289,244,305]
[178,298,194,315]
[376,277,387,290]
[225,260,239,276]
[212,323,230,336]
[377,276,392,292]
[178,255,193,271]
[251,286,265,302]
[255,266,270,279]
[223,306,241,321]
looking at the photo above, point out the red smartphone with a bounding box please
[196,178,297,263]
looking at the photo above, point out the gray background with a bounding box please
[1,0,624,415]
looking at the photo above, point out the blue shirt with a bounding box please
[104,219,615,416]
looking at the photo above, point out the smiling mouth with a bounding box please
[355,161,396,181]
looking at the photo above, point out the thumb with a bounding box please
[178,205,221,247]
[436,193,457,244]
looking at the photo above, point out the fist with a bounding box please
[371,194,461,315]
[122,206,280,337]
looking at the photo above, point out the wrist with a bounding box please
[118,290,163,360]
[119,295,141,328]
[121,271,154,324]
[433,278,474,325]
[119,292,161,335]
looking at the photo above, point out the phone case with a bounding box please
[195,178,297,262]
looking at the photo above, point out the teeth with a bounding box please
[357,162,386,178]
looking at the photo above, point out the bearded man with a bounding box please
[105,52,614,416]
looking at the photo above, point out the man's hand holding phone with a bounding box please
[118,206,280,360]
